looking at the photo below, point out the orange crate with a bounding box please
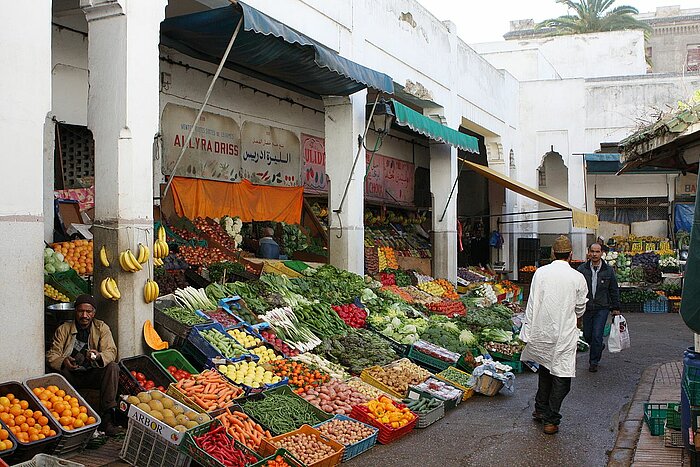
[258,424,344,467]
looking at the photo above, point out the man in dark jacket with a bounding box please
[577,243,621,372]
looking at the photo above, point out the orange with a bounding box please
[26,417,35,427]
[5,440,13,450]
[47,386,59,394]
[70,407,80,417]
[28,434,39,442]
[32,388,41,396]
[48,430,56,437]
[69,400,79,409]
[23,409,33,418]
[49,396,60,404]
[19,423,29,433]
[37,416,48,427]
[32,411,42,420]
[55,390,65,398]
[63,395,71,402]
[19,400,28,410]
[15,415,25,425]
[0,429,7,441]
[6,393,15,402]
[61,425,71,431]
[9,405,21,417]
[5,419,14,428]
[53,402,64,414]
[51,412,59,420]
[73,419,84,429]
[40,425,50,436]
[27,427,38,436]
[77,413,88,423]
[86,417,96,425]
[79,406,87,414]
[37,434,45,440]
[61,409,72,418]
[9,427,17,435]
[58,416,72,426]
[0,413,9,423]
[43,401,52,410]
[0,397,10,407]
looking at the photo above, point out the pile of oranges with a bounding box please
[0,393,56,445]
[52,240,94,275]
[34,385,96,431]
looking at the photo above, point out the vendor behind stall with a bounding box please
[257,227,280,259]
[46,294,121,436]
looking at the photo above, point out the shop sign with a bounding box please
[383,157,415,204]
[241,122,301,186]
[301,134,327,193]
[365,152,385,200]
[676,173,697,197]
[161,103,241,182]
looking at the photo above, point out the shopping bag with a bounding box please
[608,315,630,353]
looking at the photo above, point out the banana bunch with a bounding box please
[143,278,160,303]
[154,226,169,261]
[100,277,121,300]
[119,249,143,273]
[99,246,110,267]
[136,243,150,264]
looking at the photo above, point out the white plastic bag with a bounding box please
[608,315,630,353]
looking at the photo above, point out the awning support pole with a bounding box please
[439,156,467,223]
[162,16,243,199]
[460,208,568,221]
[498,216,573,225]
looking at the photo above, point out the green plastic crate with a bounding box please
[667,402,681,430]
[151,349,199,376]
[643,403,668,436]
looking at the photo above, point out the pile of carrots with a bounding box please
[267,360,330,392]
[173,370,243,412]
[216,408,271,450]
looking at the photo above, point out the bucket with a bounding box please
[45,303,74,350]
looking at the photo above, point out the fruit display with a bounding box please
[216,409,271,451]
[297,379,371,415]
[259,329,299,357]
[250,345,282,364]
[379,272,397,286]
[0,392,58,444]
[153,226,170,263]
[519,266,537,273]
[193,420,261,467]
[425,299,466,318]
[266,360,330,392]
[44,284,70,302]
[331,303,368,328]
[193,217,239,252]
[166,366,194,382]
[434,279,459,300]
[378,247,399,271]
[43,247,71,274]
[217,361,283,389]
[360,396,416,428]
[227,328,262,349]
[99,277,121,301]
[130,371,166,392]
[416,280,446,297]
[315,418,376,447]
[124,390,208,432]
[179,246,230,266]
[364,360,431,397]
[199,328,250,360]
[412,340,460,363]
[51,240,93,275]
[268,432,337,465]
[173,370,243,412]
[33,385,97,431]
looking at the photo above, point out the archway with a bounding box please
[538,151,570,252]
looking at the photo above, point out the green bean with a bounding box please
[242,393,321,435]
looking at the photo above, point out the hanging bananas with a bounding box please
[119,249,143,273]
[99,246,110,267]
[153,238,169,259]
[153,257,164,267]
[99,277,121,301]
[136,243,150,265]
[143,279,160,303]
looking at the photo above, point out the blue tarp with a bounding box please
[675,203,695,233]
[160,2,394,98]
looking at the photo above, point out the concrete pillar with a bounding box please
[323,91,367,275]
[0,2,51,380]
[44,115,56,243]
[431,142,459,283]
[82,0,166,358]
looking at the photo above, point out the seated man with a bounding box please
[257,227,280,259]
[46,294,120,435]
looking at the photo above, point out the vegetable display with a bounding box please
[193,422,260,467]
[200,329,250,360]
[316,329,398,375]
[364,360,431,396]
[130,370,166,392]
[174,287,218,312]
[402,397,442,414]
[346,378,399,401]
[293,303,348,339]
[162,306,208,326]
[292,353,351,381]
[297,379,371,415]
[178,245,230,267]
[316,418,376,446]
[173,370,243,411]
[259,308,321,353]
[331,303,368,328]
[202,309,241,328]
[241,392,325,435]
[437,367,472,388]
[207,262,246,283]
[412,378,462,401]
[361,397,415,428]
[259,329,299,357]
[425,299,466,317]
[269,432,336,465]
[412,340,460,363]
[250,345,282,364]
[166,365,194,382]
[216,409,271,451]
[267,360,330,392]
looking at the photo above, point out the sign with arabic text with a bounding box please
[301,134,327,193]
[161,104,241,182]
[365,152,385,200]
[241,122,300,186]
[383,157,415,204]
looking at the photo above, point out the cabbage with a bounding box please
[44,248,54,259]
[45,264,56,274]
[54,252,65,262]
[391,317,402,328]
[403,324,417,333]
[459,329,477,345]
[56,262,70,273]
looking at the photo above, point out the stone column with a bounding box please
[81,0,166,358]
[0,2,51,380]
[323,91,367,275]
[431,142,459,283]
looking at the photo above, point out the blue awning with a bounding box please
[584,153,677,173]
[160,2,394,98]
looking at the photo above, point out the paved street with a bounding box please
[350,313,692,467]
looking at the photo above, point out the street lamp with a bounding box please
[371,98,395,135]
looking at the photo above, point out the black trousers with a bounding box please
[535,365,572,426]
[61,361,119,415]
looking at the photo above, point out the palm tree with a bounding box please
[537,0,652,37]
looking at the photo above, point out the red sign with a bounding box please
[365,152,385,200]
[383,157,415,205]
[301,134,327,193]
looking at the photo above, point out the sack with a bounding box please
[608,315,630,353]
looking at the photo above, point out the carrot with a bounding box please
[201,394,218,400]
[233,411,248,420]
[231,418,246,429]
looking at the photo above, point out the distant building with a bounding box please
[504,6,700,73]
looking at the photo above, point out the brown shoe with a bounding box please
[532,411,544,422]
[543,424,559,435]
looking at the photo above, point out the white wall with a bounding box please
[52,25,88,126]
[592,173,671,198]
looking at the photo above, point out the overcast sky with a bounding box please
[416,1,700,43]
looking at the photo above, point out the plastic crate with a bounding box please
[120,418,191,467]
[644,297,668,313]
[258,425,344,467]
[349,404,417,445]
[0,425,17,461]
[620,302,643,314]
[685,366,700,405]
[667,402,681,430]
[643,402,667,436]
[151,349,199,377]
[406,397,445,429]
[23,374,98,457]
[664,423,683,448]
[214,362,288,397]
[359,367,405,400]
[166,379,243,417]
[10,454,85,467]
[179,418,261,467]
[406,345,455,372]
[251,448,305,467]
[407,379,462,410]
[187,323,256,368]
[435,367,475,402]
[118,355,176,395]
[225,323,266,349]
[313,414,378,462]
[154,307,211,348]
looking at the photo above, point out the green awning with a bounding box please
[391,100,479,153]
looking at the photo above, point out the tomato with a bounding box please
[135,372,146,382]
[130,370,138,378]
[167,366,177,373]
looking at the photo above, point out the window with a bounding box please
[595,197,668,224]
[687,44,700,72]
[538,167,546,188]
